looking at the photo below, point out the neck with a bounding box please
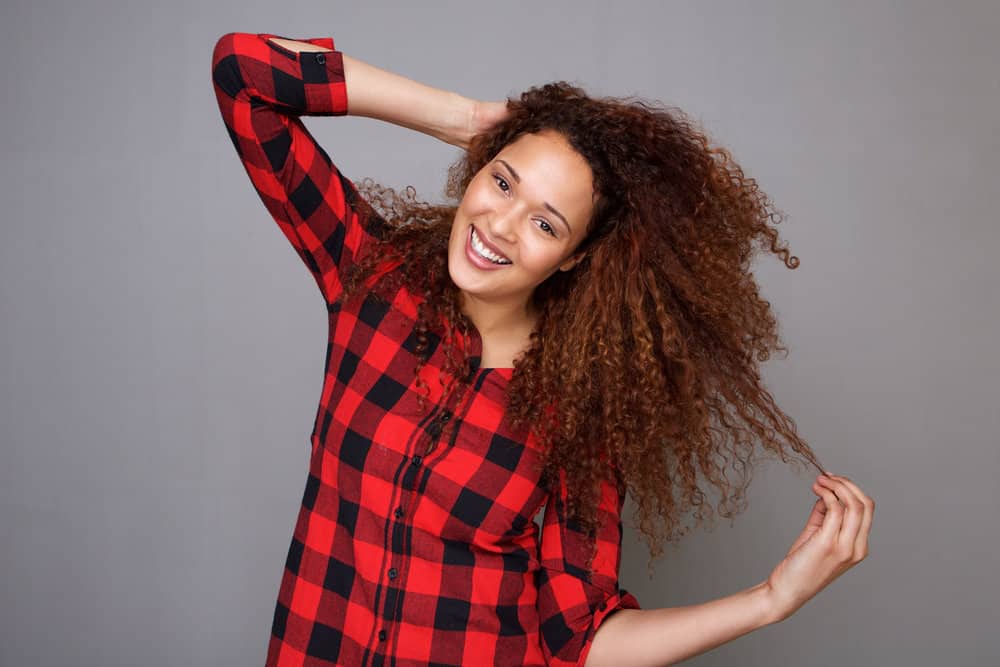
[458,289,537,338]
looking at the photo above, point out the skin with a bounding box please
[446,129,597,367]
[765,472,875,620]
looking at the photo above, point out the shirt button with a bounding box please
[439,413,451,423]
[388,567,398,580]
[411,455,422,466]
[378,629,387,641]
[315,53,326,64]
[394,506,404,518]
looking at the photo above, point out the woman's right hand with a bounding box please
[451,99,512,150]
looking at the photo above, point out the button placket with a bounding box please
[378,406,442,645]
[423,409,455,455]
[377,386,465,649]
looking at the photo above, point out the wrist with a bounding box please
[754,580,788,626]
[436,92,477,148]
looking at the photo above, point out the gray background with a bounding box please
[2,0,997,665]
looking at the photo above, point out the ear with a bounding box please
[558,251,585,272]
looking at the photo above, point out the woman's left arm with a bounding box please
[586,473,874,667]
[585,582,773,667]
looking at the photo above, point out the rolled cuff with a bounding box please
[574,587,642,667]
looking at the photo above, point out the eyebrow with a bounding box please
[495,159,571,234]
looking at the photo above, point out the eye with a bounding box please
[535,219,556,237]
[493,174,511,193]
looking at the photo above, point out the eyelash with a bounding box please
[492,174,557,237]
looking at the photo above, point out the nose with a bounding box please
[487,203,520,243]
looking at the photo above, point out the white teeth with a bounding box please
[471,228,511,264]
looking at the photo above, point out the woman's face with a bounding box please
[447,129,596,312]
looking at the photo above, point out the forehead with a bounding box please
[493,131,596,231]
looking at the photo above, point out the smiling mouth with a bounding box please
[470,226,512,264]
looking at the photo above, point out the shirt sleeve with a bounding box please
[210,32,390,304]
[536,467,642,667]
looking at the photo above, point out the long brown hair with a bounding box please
[340,82,825,574]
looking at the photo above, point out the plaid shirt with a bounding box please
[211,32,640,667]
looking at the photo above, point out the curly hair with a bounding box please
[338,81,826,575]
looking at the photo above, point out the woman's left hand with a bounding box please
[763,473,875,623]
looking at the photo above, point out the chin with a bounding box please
[447,256,485,296]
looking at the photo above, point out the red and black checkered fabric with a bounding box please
[211,32,640,667]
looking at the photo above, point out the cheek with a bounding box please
[463,178,495,209]
[517,240,566,274]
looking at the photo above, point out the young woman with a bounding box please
[211,30,874,667]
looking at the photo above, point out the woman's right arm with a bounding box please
[210,32,477,303]
[266,36,477,147]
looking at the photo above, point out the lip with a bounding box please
[465,225,511,270]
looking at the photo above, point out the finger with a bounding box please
[791,478,837,554]
[802,489,827,533]
[825,474,871,505]
[812,481,844,544]
[786,494,826,554]
[817,474,860,514]
[827,474,874,558]
[818,476,863,558]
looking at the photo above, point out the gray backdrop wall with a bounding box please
[2,1,997,665]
